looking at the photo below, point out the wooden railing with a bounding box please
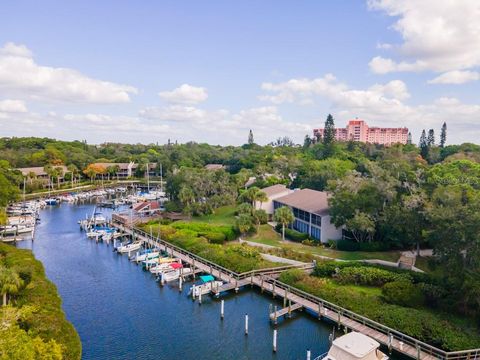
[259,276,480,360]
[113,221,480,360]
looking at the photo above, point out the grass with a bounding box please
[189,207,402,263]
[245,225,401,262]
[191,205,237,225]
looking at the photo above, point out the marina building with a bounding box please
[313,119,408,146]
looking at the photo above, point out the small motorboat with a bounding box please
[189,275,223,298]
[45,198,58,206]
[160,264,192,283]
[149,260,181,274]
[131,251,160,263]
[314,332,389,360]
[117,242,142,253]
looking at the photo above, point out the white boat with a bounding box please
[189,275,223,297]
[131,251,160,263]
[315,332,389,360]
[117,242,142,253]
[160,266,192,282]
[86,231,101,238]
[149,260,181,274]
[0,225,34,235]
[45,198,58,206]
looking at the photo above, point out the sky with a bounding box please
[0,0,480,145]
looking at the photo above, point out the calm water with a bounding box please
[17,203,401,360]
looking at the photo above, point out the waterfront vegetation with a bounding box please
[1,123,480,350]
[280,264,480,351]
[139,221,278,273]
[0,244,81,360]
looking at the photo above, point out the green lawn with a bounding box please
[245,225,401,263]
[190,208,401,263]
[191,205,237,225]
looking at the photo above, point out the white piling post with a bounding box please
[161,272,165,286]
[199,289,202,305]
[220,300,224,320]
[273,329,277,352]
[192,286,196,300]
[307,349,311,360]
[179,277,183,292]
[245,314,249,335]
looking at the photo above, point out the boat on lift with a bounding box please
[159,263,193,282]
[189,275,223,297]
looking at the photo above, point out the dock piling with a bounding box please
[220,300,224,320]
[178,277,183,292]
[199,290,202,305]
[245,314,248,335]
[307,349,311,360]
[273,329,277,352]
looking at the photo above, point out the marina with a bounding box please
[7,191,478,359]
[15,201,339,360]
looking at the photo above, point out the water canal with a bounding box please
[17,203,403,360]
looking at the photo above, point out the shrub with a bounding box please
[284,228,308,242]
[336,266,410,286]
[382,279,425,308]
[279,269,306,283]
[205,232,226,244]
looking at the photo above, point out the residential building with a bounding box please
[91,162,157,178]
[313,119,408,146]
[18,165,69,186]
[273,189,342,243]
[255,184,294,219]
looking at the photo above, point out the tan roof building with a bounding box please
[274,189,331,216]
[18,166,68,177]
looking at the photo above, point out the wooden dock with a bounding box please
[270,303,303,322]
[112,223,479,360]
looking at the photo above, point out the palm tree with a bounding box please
[236,213,253,237]
[27,171,36,185]
[274,206,295,241]
[0,266,23,306]
[67,164,79,186]
[178,186,195,214]
[54,166,64,189]
[240,187,268,208]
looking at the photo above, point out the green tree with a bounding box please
[252,209,267,231]
[322,114,336,146]
[419,129,428,159]
[274,206,295,241]
[0,266,23,306]
[440,122,447,148]
[236,213,253,236]
[303,135,312,149]
[248,129,254,145]
[427,129,435,147]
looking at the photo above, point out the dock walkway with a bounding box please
[112,222,479,360]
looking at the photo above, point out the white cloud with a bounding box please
[0,99,27,113]
[368,0,480,75]
[428,70,480,84]
[158,84,208,105]
[0,42,137,104]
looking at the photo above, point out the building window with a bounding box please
[310,226,321,241]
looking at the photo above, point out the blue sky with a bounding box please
[0,0,479,145]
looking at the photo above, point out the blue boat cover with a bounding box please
[200,275,214,283]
